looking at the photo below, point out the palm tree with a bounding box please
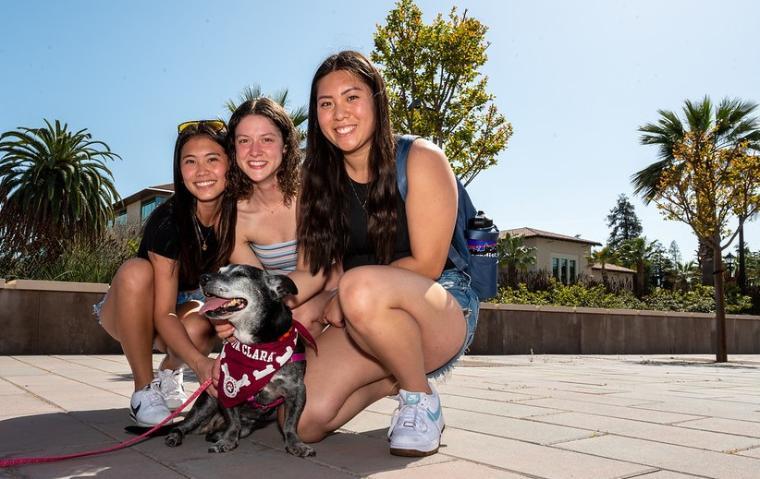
[588,246,617,288]
[633,97,760,286]
[616,237,655,297]
[225,84,307,140]
[672,260,698,291]
[497,233,536,288]
[0,120,120,249]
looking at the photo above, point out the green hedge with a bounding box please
[492,281,753,314]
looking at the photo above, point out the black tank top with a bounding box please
[342,178,411,271]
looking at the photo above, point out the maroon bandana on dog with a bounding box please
[218,322,317,409]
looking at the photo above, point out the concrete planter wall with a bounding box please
[471,303,760,355]
[2,280,759,355]
[0,279,121,355]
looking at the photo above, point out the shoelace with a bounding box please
[157,371,182,395]
[145,382,167,407]
[398,403,422,430]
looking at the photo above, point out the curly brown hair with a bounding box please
[226,98,301,206]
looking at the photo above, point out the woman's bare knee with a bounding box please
[297,395,340,443]
[297,409,330,443]
[100,258,154,337]
[338,267,383,325]
[112,258,154,296]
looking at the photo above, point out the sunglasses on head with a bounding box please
[177,119,227,135]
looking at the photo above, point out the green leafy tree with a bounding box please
[668,240,682,265]
[648,240,673,289]
[638,97,760,361]
[372,0,513,186]
[225,84,308,140]
[0,120,120,250]
[497,233,536,288]
[606,194,643,249]
[617,237,657,297]
[634,97,760,286]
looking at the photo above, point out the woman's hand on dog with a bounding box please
[213,320,236,340]
[192,356,218,398]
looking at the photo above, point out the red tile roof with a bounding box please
[501,227,602,246]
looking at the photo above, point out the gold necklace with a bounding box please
[192,214,211,252]
[348,179,368,213]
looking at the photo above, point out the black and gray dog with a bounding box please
[164,264,315,457]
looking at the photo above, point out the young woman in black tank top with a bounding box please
[95,122,235,426]
[294,51,477,457]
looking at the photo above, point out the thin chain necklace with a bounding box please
[192,214,212,252]
[348,178,368,214]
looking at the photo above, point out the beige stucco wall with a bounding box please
[522,237,592,277]
[589,269,634,289]
[126,201,142,225]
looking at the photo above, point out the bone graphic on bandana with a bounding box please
[221,362,251,398]
[253,364,275,380]
[275,346,294,366]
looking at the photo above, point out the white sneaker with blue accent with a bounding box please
[155,368,187,411]
[130,382,171,427]
[388,385,445,457]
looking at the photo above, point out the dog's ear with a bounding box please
[264,274,298,299]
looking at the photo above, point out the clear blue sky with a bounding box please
[2,0,759,261]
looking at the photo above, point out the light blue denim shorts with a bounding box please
[427,268,480,379]
[92,288,206,324]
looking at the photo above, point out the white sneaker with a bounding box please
[130,383,171,427]
[388,385,445,457]
[155,369,187,410]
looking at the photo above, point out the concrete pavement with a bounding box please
[1,354,759,478]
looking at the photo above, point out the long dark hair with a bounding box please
[298,50,397,274]
[148,122,236,287]
[226,98,301,206]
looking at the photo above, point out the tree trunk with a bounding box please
[712,235,728,363]
[699,239,714,286]
[508,264,517,289]
[738,219,747,294]
[635,262,646,298]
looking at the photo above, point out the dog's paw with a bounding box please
[286,442,316,457]
[165,431,183,447]
[205,431,223,443]
[208,440,238,453]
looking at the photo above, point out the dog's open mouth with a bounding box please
[200,295,248,320]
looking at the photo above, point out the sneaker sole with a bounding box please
[390,445,439,457]
[130,411,165,428]
[388,425,444,457]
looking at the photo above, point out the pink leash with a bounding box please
[0,378,213,468]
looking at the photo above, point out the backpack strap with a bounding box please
[394,135,469,274]
[395,134,418,200]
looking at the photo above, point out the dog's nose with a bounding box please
[200,274,210,286]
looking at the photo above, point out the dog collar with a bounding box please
[217,322,316,409]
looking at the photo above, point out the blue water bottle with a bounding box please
[466,211,498,256]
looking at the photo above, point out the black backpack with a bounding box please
[395,135,498,300]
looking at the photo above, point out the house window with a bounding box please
[141,196,166,223]
[552,255,577,285]
[108,211,128,228]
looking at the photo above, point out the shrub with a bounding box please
[0,225,139,283]
[492,280,753,314]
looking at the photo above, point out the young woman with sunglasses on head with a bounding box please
[94,120,235,426]
[293,51,480,457]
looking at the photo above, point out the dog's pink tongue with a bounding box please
[200,297,229,314]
